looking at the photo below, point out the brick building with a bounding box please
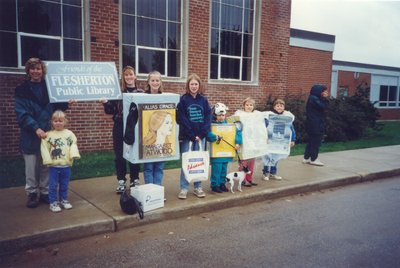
[0,0,338,157]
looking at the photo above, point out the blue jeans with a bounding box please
[144,161,165,185]
[262,154,279,175]
[180,139,206,190]
[48,166,71,203]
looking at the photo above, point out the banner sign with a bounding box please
[123,93,180,164]
[44,61,122,102]
[210,124,236,158]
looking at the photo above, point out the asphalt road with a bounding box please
[1,176,400,268]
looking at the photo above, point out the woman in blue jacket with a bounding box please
[303,84,329,166]
[15,58,73,208]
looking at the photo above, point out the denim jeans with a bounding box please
[48,166,71,203]
[180,139,206,190]
[143,161,165,185]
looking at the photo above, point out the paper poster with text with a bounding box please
[210,124,236,158]
[123,93,180,164]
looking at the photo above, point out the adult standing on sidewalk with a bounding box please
[303,84,329,166]
[15,58,74,208]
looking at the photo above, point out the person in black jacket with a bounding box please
[15,58,73,208]
[100,66,143,193]
[303,84,329,166]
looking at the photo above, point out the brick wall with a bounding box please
[288,46,333,97]
[337,71,371,96]
[0,0,293,157]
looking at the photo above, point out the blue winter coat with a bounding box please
[15,80,68,154]
[305,84,329,135]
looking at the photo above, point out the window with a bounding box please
[379,85,398,107]
[338,87,349,98]
[121,0,182,77]
[210,0,254,81]
[0,0,83,69]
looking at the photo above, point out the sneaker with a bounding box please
[26,193,39,208]
[242,181,252,187]
[211,186,223,193]
[302,158,311,164]
[49,202,61,213]
[309,159,324,166]
[262,173,270,181]
[250,181,258,186]
[220,184,229,192]
[269,174,282,180]
[129,179,140,188]
[178,189,188,199]
[60,200,73,209]
[194,187,206,198]
[116,180,126,194]
[39,194,50,204]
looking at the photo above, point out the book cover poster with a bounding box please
[210,124,236,158]
[139,103,177,160]
[123,93,180,164]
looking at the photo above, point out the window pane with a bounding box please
[122,14,135,45]
[0,32,18,67]
[122,0,135,14]
[210,29,219,54]
[168,50,180,77]
[138,48,165,75]
[64,39,82,61]
[389,86,397,101]
[122,45,136,68]
[137,0,166,19]
[221,5,242,31]
[222,0,243,7]
[220,57,240,79]
[242,58,251,81]
[242,33,252,57]
[220,31,241,56]
[243,9,253,33]
[244,0,254,9]
[137,17,166,48]
[379,86,388,101]
[0,0,16,31]
[21,35,60,65]
[63,0,82,6]
[168,22,180,49]
[168,0,181,21]
[210,55,218,79]
[18,0,61,36]
[63,5,81,38]
[211,1,220,28]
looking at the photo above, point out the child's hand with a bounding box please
[99,97,108,104]
[290,141,295,147]
[235,144,241,150]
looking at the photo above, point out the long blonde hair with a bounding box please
[143,111,171,145]
[144,71,164,94]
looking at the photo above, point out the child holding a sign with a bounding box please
[262,99,296,180]
[177,74,211,199]
[100,66,143,193]
[142,71,167,186]
[207,103,242,193]
[234,97,258,187]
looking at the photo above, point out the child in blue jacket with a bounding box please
[207,103,242,193]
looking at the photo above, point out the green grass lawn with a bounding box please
[1,121,399,188]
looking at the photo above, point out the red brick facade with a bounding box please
[1,0,332,157]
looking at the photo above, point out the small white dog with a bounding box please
[225,166,251,193]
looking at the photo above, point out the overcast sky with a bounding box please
[290,0,400,68]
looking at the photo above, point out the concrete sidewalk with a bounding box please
[1,145,400,255]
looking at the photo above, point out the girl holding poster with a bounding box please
[142,71,166,186]
[177,74,211,199]
[100,66,143,193]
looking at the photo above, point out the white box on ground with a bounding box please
[131,183,164,212]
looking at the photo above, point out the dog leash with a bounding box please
[216,136,246,167]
